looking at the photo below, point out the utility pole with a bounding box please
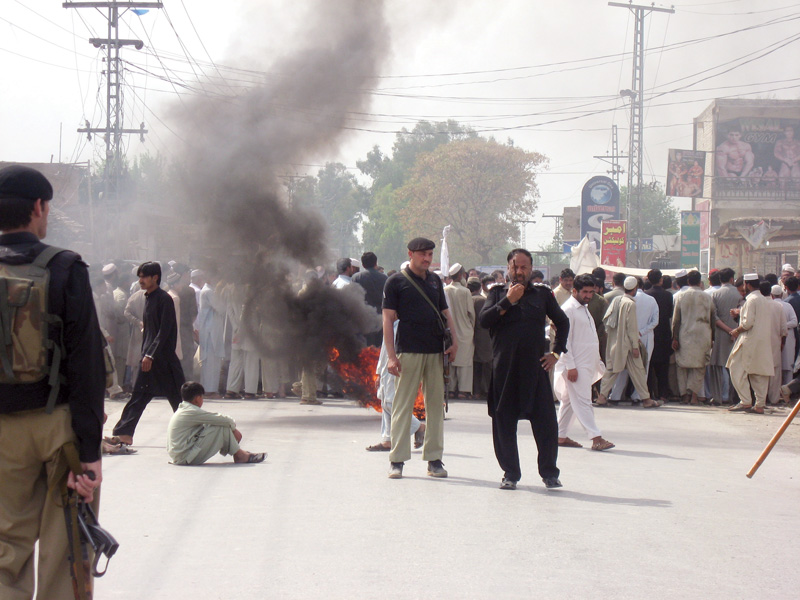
[610,1,674,266]
[64,2,162,205]
[541,214,563,249]
[517,219,536,248]
[594,124,626,187]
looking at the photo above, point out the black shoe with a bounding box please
[500,478,517,490]
[542,477,562,489]
[427,460,448,478]
[388,462,404,479]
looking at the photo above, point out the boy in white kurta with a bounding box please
[554,275,614,451]
[167,382,266,465]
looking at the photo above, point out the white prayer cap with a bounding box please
[349,258,362,269]
[782,263,795,273]
[102,263,116,276]
[191,269,203,278]
[744,273,759,282]
[674,269,687,278]
[400,261,410,270]
[168,260,177,267]
[448,262,463,276]
[623,276,638,290]
[771,285,783,296]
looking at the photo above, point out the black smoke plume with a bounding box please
[171,1,388,363]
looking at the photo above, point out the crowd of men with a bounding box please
[6,164,800,598]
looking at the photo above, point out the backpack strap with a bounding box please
[32,246,69,413]
[32,245,67,270]
[400,269,447,332]
[0,278,14,379]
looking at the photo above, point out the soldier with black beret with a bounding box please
[382,237,458,479]
[0,165,107,598]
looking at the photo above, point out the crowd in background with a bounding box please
[91,252,800,413]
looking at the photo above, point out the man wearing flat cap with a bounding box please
[597,276,662,408]
[444,262,475,399]
[382,237,458,479]
[0,165,106,597]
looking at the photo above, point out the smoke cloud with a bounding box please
[170,0,389,363]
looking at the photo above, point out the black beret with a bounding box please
[0,165,53,201]
[407,237,436,252]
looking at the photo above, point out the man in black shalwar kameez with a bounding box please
[112,261,185,445]
[479,249,569,490]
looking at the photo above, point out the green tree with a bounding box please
[396,137,548,265]
[359,120,477,268]
[285,162,369,258]
[361,184,408,269]
[622,182,680,240]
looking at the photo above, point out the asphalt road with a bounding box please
[95,396,800,600]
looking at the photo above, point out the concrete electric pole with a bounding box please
[609,1,674,266]
[63,1,162,204]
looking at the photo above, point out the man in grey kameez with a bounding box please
[597,276,661,408]
[709,268,742,404]
[167,381,266,465]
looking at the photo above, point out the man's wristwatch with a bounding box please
[550,352,560,360]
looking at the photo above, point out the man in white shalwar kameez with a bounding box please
[197,278,226,397]
[554,275,614,451]
[773,285,798,385]
[597,276,662,408]
[728,275,774,414]
[765,284,788,404]
[365,320,425,452]
[609,280,658,402]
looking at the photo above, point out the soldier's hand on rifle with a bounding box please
[68,460,102,503]
[445,341,458,360]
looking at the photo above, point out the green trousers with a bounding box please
[389,352,445,464]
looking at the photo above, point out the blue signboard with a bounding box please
[581,176,620,249]
[628,238,654,252]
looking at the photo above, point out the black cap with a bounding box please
[407,237,435,252]
[0,165,53,201]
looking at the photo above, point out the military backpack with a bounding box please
[0,245,67,412]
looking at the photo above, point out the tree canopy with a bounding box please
[622,182,680,240]
[359,120,477,268]
[284,162,369,258]
[395,137,547,265]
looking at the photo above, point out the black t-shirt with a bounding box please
[382,267,448,354]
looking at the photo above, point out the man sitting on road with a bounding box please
[167,381,266,465]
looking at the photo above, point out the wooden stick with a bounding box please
[747,400,800,478]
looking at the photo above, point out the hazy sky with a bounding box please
[2,0,799,248]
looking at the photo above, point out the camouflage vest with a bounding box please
[0,245,66,412]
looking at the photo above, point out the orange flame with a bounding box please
[329,346,426,419]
